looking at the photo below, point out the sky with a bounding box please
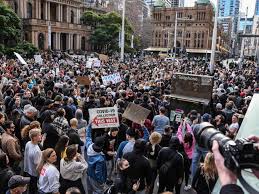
[185,0,256,17]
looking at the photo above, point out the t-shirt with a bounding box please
[152,115,170,134]
[24,141,42,177]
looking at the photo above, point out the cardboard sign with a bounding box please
[102,73,122,86]
[89,106,119,129]
[99,54,109,62]
[14,52,27,65]
[34,55,43,65]
[170,109,184,122]
[76,76,91,85]
[122,103,151,124]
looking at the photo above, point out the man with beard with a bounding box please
[1,121,22,173]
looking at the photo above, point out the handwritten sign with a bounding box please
[101,73,122,86]
[34,55,43,65]
[89,106,119,129]
[122,103,151,124]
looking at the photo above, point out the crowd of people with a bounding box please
[0,53,258,194]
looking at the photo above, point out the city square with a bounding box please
[0,0,259,194]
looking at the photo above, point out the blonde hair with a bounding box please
[21,121,41,139]
[70,118,78,127]
[36,148,55,174]
[29,128,41,139]
[149,132,162,145]
[201,152,218,180]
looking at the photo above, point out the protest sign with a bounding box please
[86,61,92,68]
[93,59,101,67]
[101,73,122,86]
[76,76,91,85]
[170,109,184,122]
[14,52,27,65]
[34,55,43,65]
[99,54,109,62]
[89,106,119,129]
[122,103,151,124]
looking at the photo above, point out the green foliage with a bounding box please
[81,11,135,54]
[0,1,38,57]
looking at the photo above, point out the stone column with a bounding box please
[60,5,63,22]
[31,31,35,45]
[56,33,60,50]
[48,2,51,21]
[45,32,48,50]
[45,1,48,20]
[78,34,81,50]
[67,6,70,23]
[34,32,38,48]
[67,34,71,50]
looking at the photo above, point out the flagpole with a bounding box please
[209,0,218,74]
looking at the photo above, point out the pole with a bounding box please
[120,0,126,62]
[48,21,51,50]
[209,0,218,74]
[174,11,177,58]
[239,7,248,69]
[168,31,170,55]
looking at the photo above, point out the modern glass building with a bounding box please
[218,0,240,34]
[255,0,259,15]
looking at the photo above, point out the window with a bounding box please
[71,10,74,23]
[27,2,33,18]
[166,16,170,20]
[38,33,45,50]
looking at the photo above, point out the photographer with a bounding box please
[212,135,259,194]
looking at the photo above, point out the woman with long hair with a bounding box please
[37,148,60,194]
[60,145,87,194]
[54,135,69,170]
[192,152,218,194]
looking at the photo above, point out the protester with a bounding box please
[37,148,60,194]
[24,128,42,194]
[6,175,30,194]
[152,107,170,134]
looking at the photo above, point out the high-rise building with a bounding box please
[218,0,240,34]
[255,0,259,15]
[171,0,184,7]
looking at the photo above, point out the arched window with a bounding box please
[38,33,45,50]
[24,33,29,41]
[71,10,74,24]
[27,2,33,18]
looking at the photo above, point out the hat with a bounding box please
[202,113,212,122]
[216,103,222,109]
[54,95,62,102]
[92,136,106,152]
[8,175,30,189]
[44,99,54,106]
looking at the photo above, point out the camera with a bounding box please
[193,122,259,172]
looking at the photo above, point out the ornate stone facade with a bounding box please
[5,0,107,51]
[151,2,214,51]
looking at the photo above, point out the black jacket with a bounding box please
[122,151,152,192]
[220,184,244,194]
[157,147,184,183]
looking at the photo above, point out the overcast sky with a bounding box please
[185,0,256,17]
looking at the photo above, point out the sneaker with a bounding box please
[184,185,192,191]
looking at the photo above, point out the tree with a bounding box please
[81,11,135,54]
[0,1,38,57]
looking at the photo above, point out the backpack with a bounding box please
[159,152,178,175]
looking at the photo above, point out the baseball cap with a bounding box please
[8,175,30,189]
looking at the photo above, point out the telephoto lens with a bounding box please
[193,122,233,151]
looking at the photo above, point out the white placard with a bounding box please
[93,59,101,67]
[101,73,122,86]
[86,61,92,68]
[34,55,43,65]
[89,106,119,129]
[14,52,27,65]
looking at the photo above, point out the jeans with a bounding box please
[191,145,208,178]
[24,172,38,194]
[87,176,105,194]
[106,159,114,180]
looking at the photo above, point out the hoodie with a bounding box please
[85,125,107,184]
[75,109,87,129]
